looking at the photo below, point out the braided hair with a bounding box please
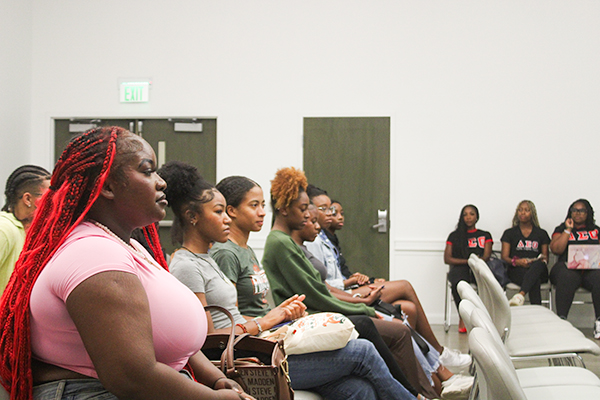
[0,126,166,400]
[2,165,50,213]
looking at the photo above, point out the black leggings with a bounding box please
[507,259,548,305]
[549,261,600,319]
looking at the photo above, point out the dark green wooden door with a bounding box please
[303,117,390,280]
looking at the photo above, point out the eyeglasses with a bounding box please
[571,208,588,214]
[316,205,335,214]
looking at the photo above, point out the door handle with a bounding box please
[372,210,388,233]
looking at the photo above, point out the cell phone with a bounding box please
[270,320,294,330]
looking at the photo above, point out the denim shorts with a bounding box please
[33,370,193,399]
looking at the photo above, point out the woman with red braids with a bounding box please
[0,126,254,400]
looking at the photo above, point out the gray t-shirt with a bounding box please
[169,249,246,329]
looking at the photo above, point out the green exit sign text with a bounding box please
[119,81,150,103]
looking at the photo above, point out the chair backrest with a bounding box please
[469,327,527,400]
[468,254,512,339]
[457,280,492,321]
[458,298,478,333]
[470,307,512,358]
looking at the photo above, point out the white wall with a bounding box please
[0,0,33,208]
[6,0,600,324]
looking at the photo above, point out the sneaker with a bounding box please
[439,347,471,370]
[441,374,474,400]
[594,318,600,340]
[509,293,525,307]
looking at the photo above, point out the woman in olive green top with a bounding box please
[261,167,442,399]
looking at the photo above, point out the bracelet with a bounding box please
[211,376,228,389]
[511,256,518,267]
[236,323,248,334]
[564,229,572,235]
[253,318,263,335]
[352,293,362,298]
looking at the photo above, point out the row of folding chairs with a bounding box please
[457,254,600,399]
[445,253,594,333]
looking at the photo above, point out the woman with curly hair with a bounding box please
[262,167,469,400]
[549,199,600,338]
[501,200,550,306]
[0,127,254,400]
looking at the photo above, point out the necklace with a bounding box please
[91,220,163,270]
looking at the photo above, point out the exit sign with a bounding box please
[120,81,150,103]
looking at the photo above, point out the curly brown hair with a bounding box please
[270,167,308,212]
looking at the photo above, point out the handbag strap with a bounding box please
[204,305,237,375]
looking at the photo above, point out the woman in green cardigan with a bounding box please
[262,167,445,399]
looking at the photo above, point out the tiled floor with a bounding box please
[432,324,600,378]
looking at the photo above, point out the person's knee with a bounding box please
[401,301,417,322]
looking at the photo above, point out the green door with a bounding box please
[303,117,390,280]
[54,118,217,255]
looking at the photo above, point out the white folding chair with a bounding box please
[444,267,477,332]
[466,254,600,365]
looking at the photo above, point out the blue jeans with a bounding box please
[33,379,116,400]
[33,370,193,399]
[288,338,417,400]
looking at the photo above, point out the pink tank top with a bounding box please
[30,222,207,378]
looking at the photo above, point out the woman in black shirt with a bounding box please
[500,200,550,306]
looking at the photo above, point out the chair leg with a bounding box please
[444,273,452,332]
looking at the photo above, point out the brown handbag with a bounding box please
[202,305,294,400]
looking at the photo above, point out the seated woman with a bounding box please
[0,127,253,400]
[210,175,445,399]
[305,185,470,370]
[549,199,600,339]
[444,204,492,333]
[158,161,421,400]
[0,164,50,294]
[501,200,550,306]
[295,202,473,400]
[263,167,475,400]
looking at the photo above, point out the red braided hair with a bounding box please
[142,224,169,271]
[0,126,166,399]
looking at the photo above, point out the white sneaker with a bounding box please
[594,318,600,340]
[509,293,525,307]
[439,347,471,370]
[441,374,474,400]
